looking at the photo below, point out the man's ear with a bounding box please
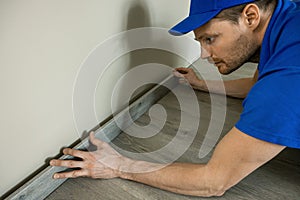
[241,4,261,31]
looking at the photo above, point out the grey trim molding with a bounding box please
[4,75,178,200]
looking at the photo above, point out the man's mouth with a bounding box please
[214,61,220,65]
[207,58,221,65]
[207,58,215,64]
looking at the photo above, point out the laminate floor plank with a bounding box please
[46,83,300,200]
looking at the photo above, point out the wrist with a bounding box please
[116,156,135,179]
[192,79,206,90]
[117,158,164,180]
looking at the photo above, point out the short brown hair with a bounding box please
[215,0,277,24]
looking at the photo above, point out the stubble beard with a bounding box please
[218,34,260,75]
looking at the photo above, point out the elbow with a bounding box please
[199,167,230,197]
[205,183,227,197]
[191,177,228,197]
[192,183,227,197]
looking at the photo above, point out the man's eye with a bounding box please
[205,37,214,44]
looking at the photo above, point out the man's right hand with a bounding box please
[172,67,204,89]
[173,68,259,98]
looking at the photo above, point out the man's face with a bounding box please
[194,18,260,75]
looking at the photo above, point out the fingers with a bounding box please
[50,159,84,168]
[175,67,188,71]
[172,68,190,85]
[89,132,107,148]
[172,67,193,77]
[49,148,87,172]
[175,68,189,74]
[173,70,184,78]
[179,78,188,85]
[62,148,86,159]
[50,149,89,179]
[50,132,115,180]
[50,157,86,179]
[52,169,88,179]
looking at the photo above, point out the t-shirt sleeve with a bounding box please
[235,71,300,148]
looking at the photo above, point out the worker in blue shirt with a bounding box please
[50,0,300,197]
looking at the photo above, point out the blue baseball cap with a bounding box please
[169,0,255,35]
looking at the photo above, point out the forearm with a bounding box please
[118,127,285,197]
[193,78,254,98]
[119,160,224,197]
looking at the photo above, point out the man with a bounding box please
[50,0,300,197]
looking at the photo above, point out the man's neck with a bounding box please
[248,47,261,63]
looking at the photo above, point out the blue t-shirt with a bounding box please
[235,0,300,149]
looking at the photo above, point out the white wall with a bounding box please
[0,0,190,196]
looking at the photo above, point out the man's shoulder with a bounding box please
[246,71,300,104]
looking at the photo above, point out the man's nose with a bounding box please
[200,46,211,59]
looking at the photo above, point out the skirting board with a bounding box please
[4,75,179,200]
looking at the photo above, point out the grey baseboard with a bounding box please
[4,75,178,200]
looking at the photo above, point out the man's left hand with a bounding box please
[50,132,125,179]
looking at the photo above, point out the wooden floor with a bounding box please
[46,82,300,200]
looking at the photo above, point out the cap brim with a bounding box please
[169,10,222,36]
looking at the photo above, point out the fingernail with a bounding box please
[54,174,59,179]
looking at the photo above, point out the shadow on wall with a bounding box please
[126,2,151,30]
[113,1,152,109]
[113,1,186,110]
